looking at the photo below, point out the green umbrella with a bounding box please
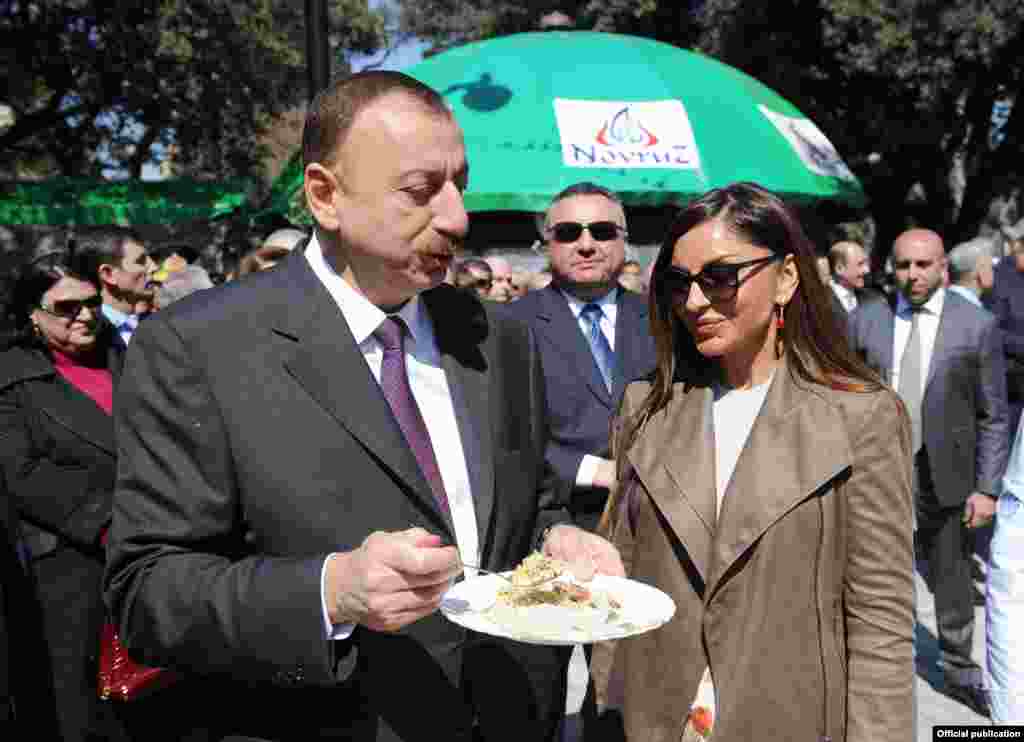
[402,31,865,211]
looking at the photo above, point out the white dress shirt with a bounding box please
[101,304,141,346]
[891,287,945,394]
[830,281,858,313]
[306,236,479,637]
[558,287,618,488]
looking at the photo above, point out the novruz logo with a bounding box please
[595,107,659,148]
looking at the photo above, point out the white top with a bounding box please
[558,287,619,489]
[830,281,858,313]
[711,375,774,514]
[891,288,945,394]
[306,235,479,637]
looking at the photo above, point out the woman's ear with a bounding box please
[304,163,342,232]
[775,254,799,305]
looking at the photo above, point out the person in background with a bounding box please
[947,237,996,308]
[0,250,132,741]
[617,259,645,294]
[991,222,1024,439]
[483,255,514,302]
[827,240,874,320]
[816,254,832,287]
[71,226,157,349]
[848,228,1008,717]
[531,268,553,291]
[592,182,914,741]
[986,415,1024,723]
[104,70,621,742]
[154,264,215,310]
[509,182,656,533]
[509,269,531,300]
[453,258,493,299]
[238,227,308,276]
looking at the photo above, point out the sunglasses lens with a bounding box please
[551,223,584,242]
[588,222,620,241]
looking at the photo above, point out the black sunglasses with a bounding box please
[657,254,783,303]
[546,221,627,243]
[38,294,102,319]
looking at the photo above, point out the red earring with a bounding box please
[775,304,785,359]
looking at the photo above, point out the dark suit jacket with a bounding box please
[505,286,655,529]
[990,260,1024,403]
[847,290,1009,506]
[0,338,122,741]
[104,252,571,742]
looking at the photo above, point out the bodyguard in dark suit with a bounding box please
[104,72,623,742]
[507,183,656,532]
[848,228,1009,717]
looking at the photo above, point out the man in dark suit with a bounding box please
[507,183,656,533]
[848,228,1009,717]
[991,223,1024,439]
[828,239,875,320]
[104,72,622,742]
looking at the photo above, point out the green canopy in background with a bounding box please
[0,178,249,225]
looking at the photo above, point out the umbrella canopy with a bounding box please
[401,31,865,211]
[0,178,249,225]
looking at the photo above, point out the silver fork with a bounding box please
[459,562,561,589]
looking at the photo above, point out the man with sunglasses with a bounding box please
[508,182,656,533]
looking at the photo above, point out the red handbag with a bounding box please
[98,619,181,701]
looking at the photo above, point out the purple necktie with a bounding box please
[374,317,450,517]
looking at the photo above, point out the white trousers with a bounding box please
[987,489,1024,723]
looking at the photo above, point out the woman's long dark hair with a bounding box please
[0,245,97,350]
[616,182,883,463]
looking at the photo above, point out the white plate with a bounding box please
[441,573,676,646]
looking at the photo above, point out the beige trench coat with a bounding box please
[592,365,916,742]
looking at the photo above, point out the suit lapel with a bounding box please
[275,257,452,535]
[628,383,717,585]
[422,289,495,549]
[535,286,613,409]
[36,372,116,456]
[612,291,649,403]
[924,294,956,396]
[707,366,852,601]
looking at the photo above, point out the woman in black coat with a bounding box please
[0,249,126,741]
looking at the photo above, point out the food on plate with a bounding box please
[507,551,564,587]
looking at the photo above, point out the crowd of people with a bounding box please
[1,69,1022,742]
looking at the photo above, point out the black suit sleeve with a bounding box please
[104,315,349,686]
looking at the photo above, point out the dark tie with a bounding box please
[373,317,450,516]
[897,309,924,454]
[581,303,614,393]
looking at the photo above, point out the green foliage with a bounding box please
[0,0,386,180]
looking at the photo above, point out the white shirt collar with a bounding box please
[558,285,619,319]
[102,303,136,328]
[304,233,433,356]
[830,280,857,305]
[896,285,945,318]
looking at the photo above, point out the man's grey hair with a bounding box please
[156,265,214,307]
[948,236,996,282]
[538,181,626,234]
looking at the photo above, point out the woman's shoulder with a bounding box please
[0,343,54,392]
[811,380,905,437]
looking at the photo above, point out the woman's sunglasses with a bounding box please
[37,294,102,319]
[656,254,783,303]
[546,221,627,243]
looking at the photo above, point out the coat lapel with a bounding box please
[924,294,957,396]
[707,366,852,602]
[274,257,452,536]
[627,383,717,586]
[534,286,613,409]
[422,288,495,549]
[36,371,117,455]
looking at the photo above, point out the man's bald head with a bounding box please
[892,228,947,306]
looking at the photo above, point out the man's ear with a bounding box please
[304,163,341,232]
[97,263,117,288]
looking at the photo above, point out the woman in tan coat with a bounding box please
[592,183,915,741]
